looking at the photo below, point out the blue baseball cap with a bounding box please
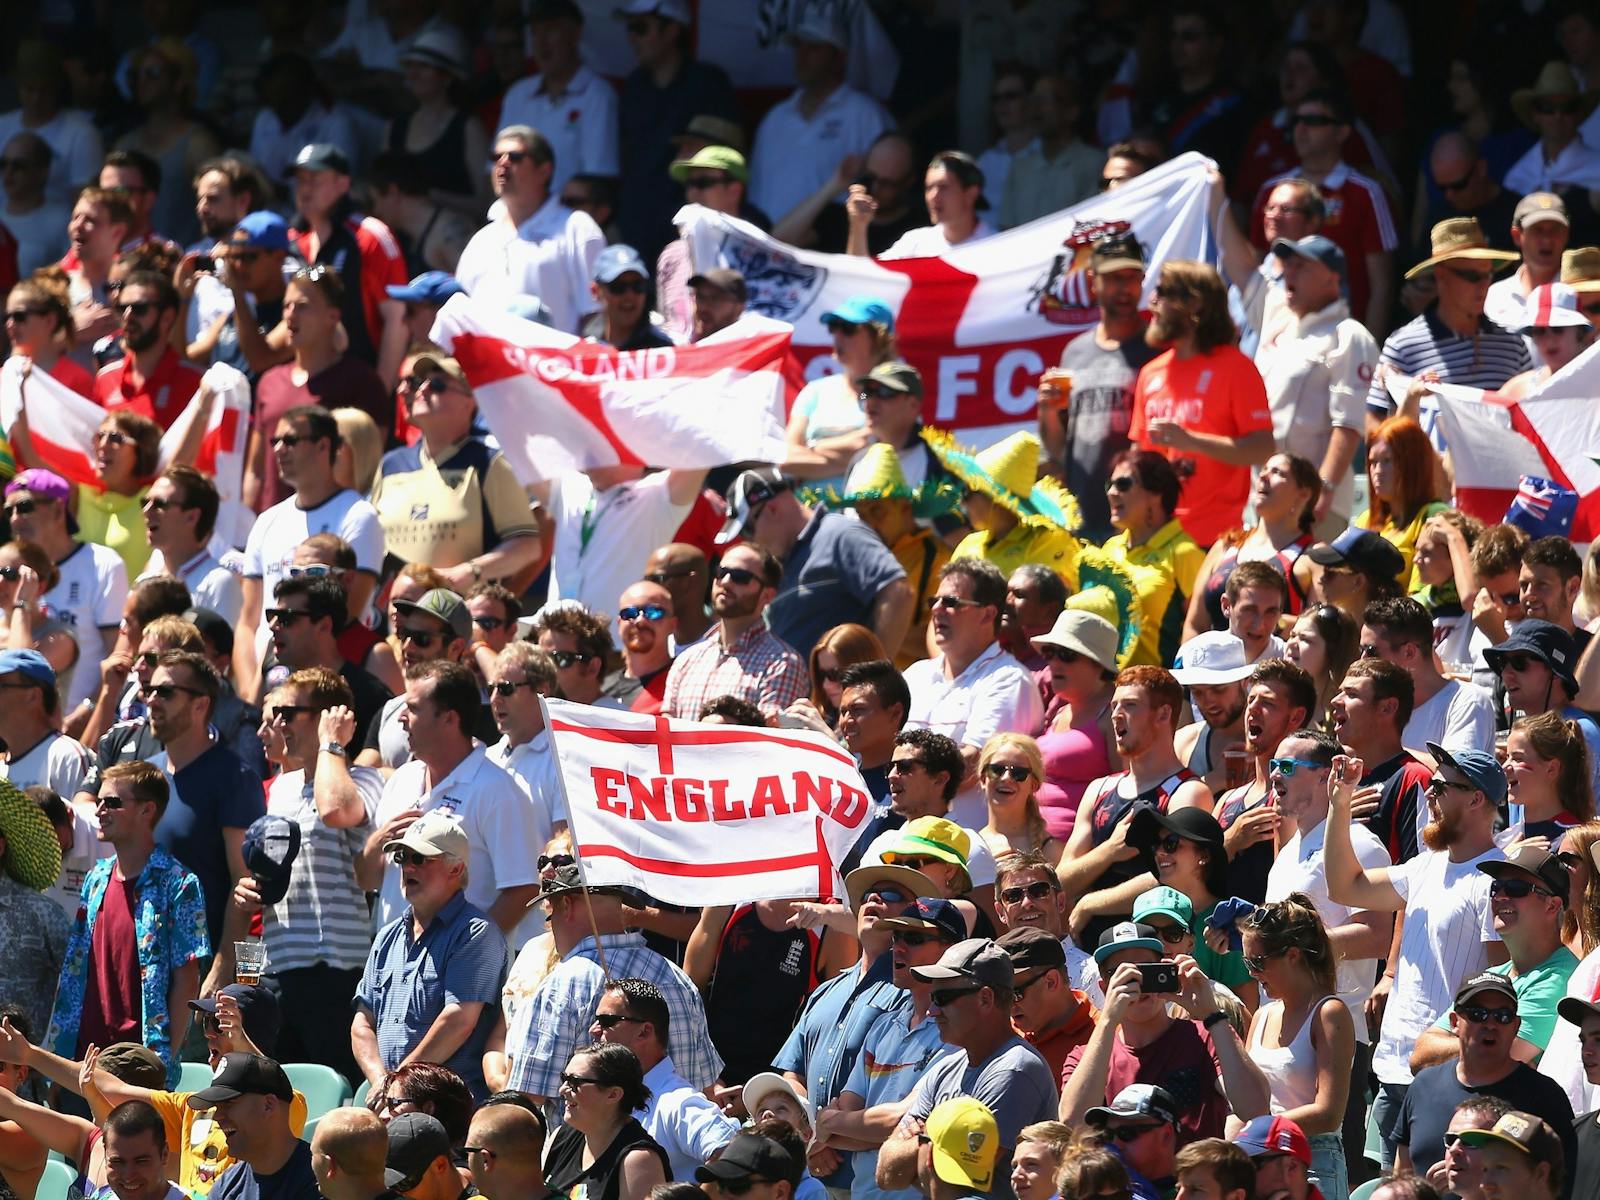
[1270,234,1347,280]
[594,244,650,284]
[230,211,289,252]
[820,296,894,331]
[386,271,466,305]
[0,648,54,687]
[1426,741,1509,807]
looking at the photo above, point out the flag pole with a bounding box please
[540,696,611,981]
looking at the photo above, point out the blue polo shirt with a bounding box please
[356,891,508,1098]
[765,509,907,659]
[844,1007,951,1200]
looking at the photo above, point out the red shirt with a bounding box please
[1232,113,1386,206]
[671,488,729,560]
[1024,990,1096,1083]
[289,213,408,366]
[75,870,141,1054]
[1061,1017,1230,1144]
[1250,162,1398,320]
[48,356,95,399]
[93,345,202,430]
[251,354,389,510]
[1129,345,1273,548]
[629,666,671,715]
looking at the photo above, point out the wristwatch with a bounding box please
[321,741,348,757]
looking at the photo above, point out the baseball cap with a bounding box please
[614,0,691,22]
[290,142,350,176]
[741,1073,815,1133]
[242,814,301,906]
[384,1112,453,1190]
[231,211,289,252]
[1457,1111,1564,1170]
[393,588,471,642]
[687,267,747,301]
[1132,885,1194,928]
[695,1132,795,1184]
[538,860,625,900]
[996,926,1067,972]
[1558,995,1600,1027]
[387,271,466,305]
[1479,842,1569,904]
[408,352,469,389]
[716,467,791,546]
[1454,970,1519,1009]
[1514,192,1570,229]
[787,10,848,50]
[909,937,1014,989]
[184,607,233,657]
[1306,528,1407,584]
[5,468,70,504]
[670,145,750,184]
[1234,1114,1313,1164]
[1085,1083,1180,1129]
[860,360,923,398]
[383,809,469,862]
[1170,631,1254,686]
[1270,234,1348,279]
[821,296,894,330]
[879,896,967,943]
[189,984,282,1054]
[185,1053,293,1107]
[926,1097,998,1190]
[1093,920,1165,964]
[1427,740,1511,808]
[0,648,54,687]
[1091,232,1146,275]
[594,244,651,284]
[95,1043,168,1089]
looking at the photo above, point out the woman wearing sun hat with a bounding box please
[1031,610,1124,840]
[0,775,67,1041]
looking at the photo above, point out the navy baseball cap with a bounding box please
[1270,234,1347,279]
[387,271,466,305]
[594,244,650,284]
[0,648,55,687]
[189,985,281,1053]
[1426,741,1509,807]
[1306,528,1407,584]
[290,142,350,176]
[242,814,301,906]
[879,897,966,943]
[231,211,290,252]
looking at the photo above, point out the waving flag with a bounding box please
[430,296,792,485]
[679,151,1219,446]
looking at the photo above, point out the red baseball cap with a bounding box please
[1234,1116,1312,1166]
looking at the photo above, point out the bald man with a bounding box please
[465,1105,549,1200]
[310,1108,390,1200]
[1424,133,1518,252]
[644,543,711,645]
[611,578,678,713]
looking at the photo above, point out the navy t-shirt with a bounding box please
[208,1138,320,1200]
[154,740,265,949]
[1395,1059,1575,1181]
[765,510,906,659]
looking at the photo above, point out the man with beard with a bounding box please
[1324,742,1506,1170]
[92,271,201,431]
[1172,633,1255,795]
[1129,261,1274,549]
[1212,659,1316,904]
[1058,667,1213,947]
[605,580,675,713]
[1411,844,1579,1072]
[1331,657,1432,866]
[662,542,808,722]
[190,1054,321,1200]
[1043,233,1158,542]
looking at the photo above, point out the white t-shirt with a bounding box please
[374,746,547,950]
[881,219,996,260]
[1404,678,1496,754]
[455,196,605,335]
[486,732,570,937]
[0,108,103,205]
[243,489,383,655]
[1265,817,1393,1044]
[1372,844,1503,1085]
[45,541,128,713]
[748,83,893,224]
[4,201,70,276]
[43,801,107,916]
[143,547,243,628]
[1,730,92,800]
[546,472,695,638]
[1537,945,1600,1115]
[497,66,620,192]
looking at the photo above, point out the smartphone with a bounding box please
[1136,961,1180,993]
[194,254,215,272]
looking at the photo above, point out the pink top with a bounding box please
[1036,708,1112,840]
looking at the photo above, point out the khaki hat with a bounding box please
[383,810,469,861]
[1511,61,1600,129]
[1562,246,1600,294]
[409,352,469,388]
[1405,217,1521,280]
[1031,609,1119,674]
[671,114,748,154]
[860,360,923,398]
[1513,192,1569,229]
[843,862,938,911]
[1457,1111,1564,1172]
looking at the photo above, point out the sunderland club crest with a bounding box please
[1029,218,1133,326]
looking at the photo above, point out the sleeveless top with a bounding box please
[706,903,825,1084]
[67,1125,103,1200]
[1247,995,1342,1113]
[387,108,473,197]
[1185,725,1216,778]
[545,1118,670,1200]
[1036,708,1111,840]
[1200,533,1313,630]
[1081,768,1196,944]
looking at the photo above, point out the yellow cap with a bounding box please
[926,1097,998,1190]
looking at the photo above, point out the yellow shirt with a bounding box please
[888,528,950,669]
[75,485,150,578]
[1104,520,1208,666]
[951,524,1084,587]
[1358,500,1447,592]
[148,1088,308,1195]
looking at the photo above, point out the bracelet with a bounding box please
[1202,1010,1231,1031]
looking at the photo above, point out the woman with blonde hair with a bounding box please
[977,732,1062,866]
[1557,821,1600,957]
[1505,709,1595,842]
[1357,417,1447,589]
[333,407,385,497]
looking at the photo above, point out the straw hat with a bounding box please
[921,429,1082,532]
[0,777,62,892]
[1403,217,1520,281]
[1062,547,1142,666]
[809,443,964,521]
[1562,247,1600,294]
[1511,61,1599,129]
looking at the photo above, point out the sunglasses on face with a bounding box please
[93,428,130,447]
[391,849,434,868]
[1291,113,1340,127]
[826,320,861,337]
[488,679,537,698]
[984,762,1031,782]
[1500,654,1538,672]
[1456,1004,1516,1025]
[618,604,667,622]
[95,794,126,810]
[118,300,156,318]
[1145,922,1189,944]
[714,1178,775,1197]
[1039,645,1084,665]
[1434,171,1473,192]
[885,758,927,776]
[495,150,530,165]
[2,500,36,517]
[929,595,982,612]
[890,929,943,947]
[714,565,759,586]
[1443,267,1493,285]
[1489,878,1555,900]
[864,886,906,903]
[266,608,310,626]
[538,853,575,871]
[856,383,901,404]
[225,249,261,265]
[288,564,342,578]
[134,652,160,669]
[1534,99,1582,115]
[1269,756,1324,777]
[1104,476,1139,493]
[3,309,44,323]
[472,615,507,631]
[1244,947,1289,974]
[559,1072,605,1091]
[645,569,693,584]
[398,627,441,647]
[604,279,647,295]
[1425,776,1475,797]
[591,1012,644,1029]
[1105,1124,1164,1143]
[141,497,183,513]
[1155,834,1186,854]
[817,667,844,682]
[550,650,592,669]
[401,374,453,395]
[999,880,1055,905]
[268,704,317,722]
[683,174,730,190]
[930,986,980,1008]
[143,682,202,702]
[271,433,308,448]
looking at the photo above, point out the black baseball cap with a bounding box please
[695,1133,795,1184]
[188,984,281,1054]
[385,1113,453,1190]
[185,1053,293,1107]
[242,814,301,906]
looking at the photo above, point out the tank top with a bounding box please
[1201,534,1313,630]
[1185,725,1215,778]
[544,1118,670,1200]
[1081,768,1196,945]
[1247,995,1341,1113]
[706,903,825,1084]
[1036,708,1111,840]
[388,108,473,197]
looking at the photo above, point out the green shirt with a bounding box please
[1428,945,1580,1057]
[1192,900,1252,989]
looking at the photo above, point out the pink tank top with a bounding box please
[1035,711,1112,840]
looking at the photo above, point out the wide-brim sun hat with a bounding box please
[1404,217,1521,281]
[807,442,964,522]
[1562,247,1600,294]
[922,428,1082,533]
[0,776,63,891]
[1511,61,1600,129]
[843,863,939,911]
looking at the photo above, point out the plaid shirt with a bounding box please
[505,932,722,1113]
[662,621,808,721]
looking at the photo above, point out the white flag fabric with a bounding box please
[679,151,1219,446]
[544,699,874,906]
[430,295,792,485]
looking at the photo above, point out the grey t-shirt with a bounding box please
[1057,331,1158,542]
[904,1038,1058,1200]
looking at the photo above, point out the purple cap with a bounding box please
[5,469,70,504]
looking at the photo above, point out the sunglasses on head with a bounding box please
[1455,1003,1516,1025]
[488,679,537,698]
[984,762,1031,782]
[619,604,667,622]
[999,880,1055,905]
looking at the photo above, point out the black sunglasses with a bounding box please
[1145,922,1189,945]
[266,608,310,626]
[268,704,317,722]
[398,627,440,647]
[984,763,1031,782]
[890,929,942,947]
[999,880,1055,905]
[1489,878,1555,900]
[489,679,539,698]
[683,174,730,190]
[930,986,980,1007]
[118,300,157,318]
[1105,475,1139,493]
[391,849,434,868]
[538,853,575,870]
[714,566,759,586]
[591,1012,644,1029]
[143,682,203,702]
[1039,645,1084,665]
[550,650,592,668]
[1106,1124,1164,1143]
[0,499,32,517]
[1456,1004,1516,1025]
[604,279,647,295]
[1155,833,1185,854]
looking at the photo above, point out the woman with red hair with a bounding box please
[1356,416,1447,589]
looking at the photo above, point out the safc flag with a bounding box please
[1426,340,1600,541]
[0,359,253,546]
[680,151,1219,446]
[431,297,791,484]
[544,699,872,905]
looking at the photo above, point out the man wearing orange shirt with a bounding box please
[1129,261,1275,548]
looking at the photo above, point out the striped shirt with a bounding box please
[262,765,381,972]
[1364,307,1532,438]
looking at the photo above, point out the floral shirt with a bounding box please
[46,848,209,1086]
